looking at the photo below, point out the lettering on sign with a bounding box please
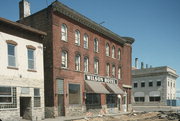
[85,74,117,84]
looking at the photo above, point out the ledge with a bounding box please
[7,66,19,70]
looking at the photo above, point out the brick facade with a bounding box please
[19,1,134,117]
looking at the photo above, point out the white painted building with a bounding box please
[132,66,178,107]
[0,17,46,121]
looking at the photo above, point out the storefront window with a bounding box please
[69,84,81,104]
[149,96,161,102]
[86,93,101,109]
[106,94,117,108]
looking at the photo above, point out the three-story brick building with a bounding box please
[19,0,134,117]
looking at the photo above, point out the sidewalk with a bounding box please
[44,112,129,121]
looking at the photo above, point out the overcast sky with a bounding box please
[0,0,180,91]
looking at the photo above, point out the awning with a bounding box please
[134,92,145,97]
[85,81,110,94]
[149,91,160,96]
[106,83,125,94]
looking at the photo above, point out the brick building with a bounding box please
[19,0,134,117]
[0,17,46,120]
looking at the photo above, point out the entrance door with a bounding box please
[58,94,65,116]
[20,97,32,120]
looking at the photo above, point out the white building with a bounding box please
[0,17,46,121]
[132,66,178,107]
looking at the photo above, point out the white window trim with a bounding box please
[0,87,13,104]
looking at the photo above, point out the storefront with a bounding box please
[84,74,125,113]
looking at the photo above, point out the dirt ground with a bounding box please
[73,111,180,121]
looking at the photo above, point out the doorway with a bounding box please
[20,97,32,120]
[58,94,65,116]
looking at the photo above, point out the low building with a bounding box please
[132,66,179,109]
[0,17,46,121]
[18,0,134,117]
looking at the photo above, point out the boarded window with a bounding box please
[69,84,81,104]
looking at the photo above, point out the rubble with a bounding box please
[73,111,180,121]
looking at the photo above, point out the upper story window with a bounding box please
[118,67,121,79]
[112,65,116,77]
[27,48,35,70]
[61,24,68,41]
[61,51,68,68]
[106,63,110,76]
[141,82,145,87]
[157,81,161,86]
[7,43,16,67]
[112,46,115,58]
[0,86,12,104]
[84,34,88,49]
[94,38,98,52]
[84,57,89,72]
[106,43,110,56]
[118,49,121,60]
[75,55,81,71]
[94,59,99,74]
[149,81,153,87]
[134,83,138,88]
[75,30,80,46]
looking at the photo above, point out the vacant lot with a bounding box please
[74,111,180,121]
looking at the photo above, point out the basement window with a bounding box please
[0,87,12,104]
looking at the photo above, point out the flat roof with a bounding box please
[0,17,46,36]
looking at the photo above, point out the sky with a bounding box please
[0,0,180,91]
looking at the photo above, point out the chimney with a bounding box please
[141,62,144,69]
[19,0,31,19]
[135,58,138,69]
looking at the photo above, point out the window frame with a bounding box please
[27,48,35,70]
[141,82,145,87]
[61,51,68,68]
[84,57,89,72]
[94,59,99,74]
[75,54,81,71]
[112,46,115,58]
[61,24,68,41]
[106,43,110,56]
[0,86,13,104]
[84,34,89,49]
[7,43,17,67]
[118,49,121,60]
[134,82,138,88]
[106,63,110,76]
[157,81,161,86]
[118,67,121,79]
[112,65,116,77]
[69,83,81,104]
[75,30,80,46]
[94,38,99,52]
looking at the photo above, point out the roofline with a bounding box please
[51,1,135,45]
[0,17,47,36]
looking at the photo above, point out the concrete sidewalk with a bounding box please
[43,112,129,121]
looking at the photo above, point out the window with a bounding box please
[106,43,110,56]
[106,63,110,76]
[0,87,12,103]
[61,51,68,68]
[118,49,121,60]
[86,93,101,109]
[84,57,89,72]
[106,94,117,108]
[27,48,35,70]
[149,96,161,102]
[157,81,161,86]
[134,83,138,88]
[112,46,115,58]
[75,30,80,46]
[149,81,153,87]
[94,59,99,74]
[94,38,98,52]
[141,82,145,87]
[118,67,121,79]
[134,97,145,102]
[8,44,16,67]
[69,84,81,104]
[61,24,67,41]
[112,65,116,77]
[75,55,80,71]
[84,34,88,49]
[34,88,40,107]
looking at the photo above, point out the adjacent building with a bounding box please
[18,0,134,117]
[0,17,46,121]
[132,66,179,108]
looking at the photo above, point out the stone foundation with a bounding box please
[66,105,86,116]
[45,107,55,118]
[0,109,21,121]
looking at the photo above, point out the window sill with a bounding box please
[75,44,80,46]
[61,40,68,42]
[61,67,68,70]
[27,69,37,72]
[7,66,19,70]
[84,48,89,50]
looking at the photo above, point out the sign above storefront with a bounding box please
[85,74,117,84]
